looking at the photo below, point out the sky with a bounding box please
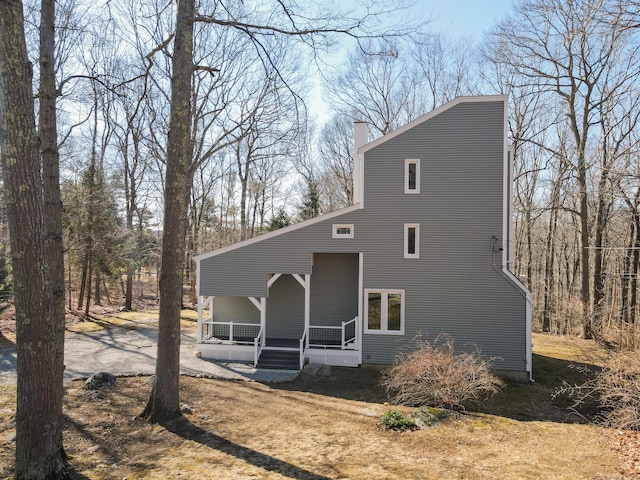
[309,0,514,124]
[421,0,513,40]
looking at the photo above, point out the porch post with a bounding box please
[261,297,266,344]
[358,252,363,362]
[197,296,204,343]
[293,273,311,348]
[197,295,214,343]
[304,274,310,348]
[249,296,267,343]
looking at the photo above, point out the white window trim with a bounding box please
[404,223,419,259]
[364,289,405,335]
[332,223,354,239]
[404,159,420,194]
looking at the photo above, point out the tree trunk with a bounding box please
[142,0,194,422]
[621,217,634,324]
[542,204,559,333]
[631,213,640,324]
[38,0,67,468]
[85,256,92,317]
[77,251,88,310]
[0,1,67,477]
[94,268,101,306]
[125,266,134,311]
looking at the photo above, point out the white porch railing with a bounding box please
[308,316,358,350]
[254,325,265,367]
[201,320,262,345]
[299,326,308,369]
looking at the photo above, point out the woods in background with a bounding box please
[0,0,639,344]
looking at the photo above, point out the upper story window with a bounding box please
[405,159,420,194]
[333,224,354,239]
[404,223,419,258]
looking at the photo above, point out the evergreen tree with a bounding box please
[267,208,292,231]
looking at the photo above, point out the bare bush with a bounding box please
[555,351,640,430]
[380,335,504,410]
[598,352,640,430]
[599,322,640,351]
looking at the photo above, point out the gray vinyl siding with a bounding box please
[359,100,526,370]
[213,297,259,324]
[198,99,529,373]
[266,274,305,339]
[310,253,358,326]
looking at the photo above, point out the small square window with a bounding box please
[405,159,420,194]
[333,224,354,239]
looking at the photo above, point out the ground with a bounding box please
[0,308,638,479]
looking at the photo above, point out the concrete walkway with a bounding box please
[0,325,298,385]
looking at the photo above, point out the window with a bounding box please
[365,289,404,334]
[405,159,420,194]
[404,223,419,258]
[332,224,354,239]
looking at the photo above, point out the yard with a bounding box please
[0,312,636,479]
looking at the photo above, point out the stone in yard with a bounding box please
[85,372,117,390]
[302,363,332,377]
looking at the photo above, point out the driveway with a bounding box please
[0,325,298,384]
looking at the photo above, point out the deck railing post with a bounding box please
[229,320,233,343]
[197,296,204,343]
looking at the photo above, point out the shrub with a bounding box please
[379,410,417,431]
[557,351,640,430]
[380,335,504,410]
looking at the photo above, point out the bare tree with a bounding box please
[140,0,419,421]
[317,114,355,210]
[0,0,67,477]
[413,32,479,110]
[331,38,424,138]
[486,0,640,338]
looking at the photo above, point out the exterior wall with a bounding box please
[358,100,527,372]
[266,274,304,339]
[310,253,358,327]
[213,296,260,324]
[197,97,530,374]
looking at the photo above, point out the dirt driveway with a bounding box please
[0,323,297,384]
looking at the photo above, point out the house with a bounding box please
[194,96,532,381]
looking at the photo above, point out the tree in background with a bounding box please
[267,208,292,231]
[486,0,640,338]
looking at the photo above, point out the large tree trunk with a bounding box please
[142,0,194,422]
[0,0,67,477]
[38,0,67,469]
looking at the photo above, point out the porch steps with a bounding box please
[257,349,299,370]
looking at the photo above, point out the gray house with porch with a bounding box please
[194,96,532,381]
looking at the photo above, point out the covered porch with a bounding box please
[195,253,362,369]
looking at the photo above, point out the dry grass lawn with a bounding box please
[0,313,632,479]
